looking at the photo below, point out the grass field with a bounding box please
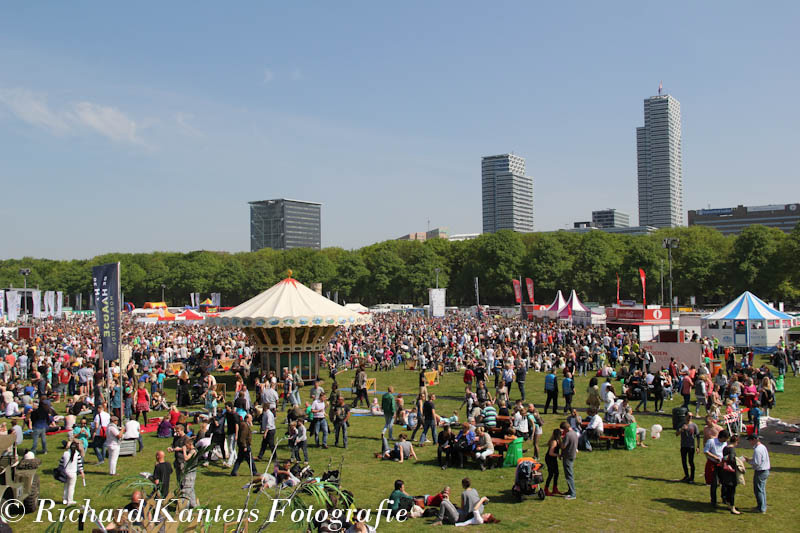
[10,356,800,532]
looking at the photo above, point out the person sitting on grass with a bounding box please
[432,478,499,526]
[439,411,459,427]
[387,479,414,518]
[380,433,417,463]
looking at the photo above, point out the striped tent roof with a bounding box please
[547,290,568,312]
[702,291,793,321]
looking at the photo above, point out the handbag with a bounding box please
[53,464,67,483]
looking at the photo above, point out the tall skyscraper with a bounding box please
[636,91,684,228]
[481,153,534,233]
[249,199,321,251]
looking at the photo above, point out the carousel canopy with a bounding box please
[702,291,793,321]
[547,290,567,312]
[212,276,371,329]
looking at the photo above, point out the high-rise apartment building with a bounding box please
[249,199,321,251]
[481,154,534,233]
[592,209,630,228]
[636,92,684,228]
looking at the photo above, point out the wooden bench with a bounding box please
[119,438,138,457]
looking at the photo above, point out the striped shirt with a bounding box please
[482,406,497,427]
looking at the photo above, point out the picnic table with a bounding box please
[491,436,516,452]
[580,421,630,449]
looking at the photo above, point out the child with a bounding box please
[370,398,383,416]
[751,401,762,437]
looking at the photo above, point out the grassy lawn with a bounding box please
[12,356,800,532]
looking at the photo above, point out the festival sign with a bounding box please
[525,278,534,303]
[92,262,122,361]
[511,279,522,303]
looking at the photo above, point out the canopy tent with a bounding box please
[547,291,567,313]
[143,302,167,309]
[177,309,204,321]
[199,298,213,306]
[344,303,370,313]
[559,290,591,317]
[211,275,371,381]
[701,291,798,349]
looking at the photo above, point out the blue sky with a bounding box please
[1,1,798,259]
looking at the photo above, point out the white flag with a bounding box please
[56,291,63,317]
[6,290,20,322]
[0,290,5,318]
[31,290,42,319]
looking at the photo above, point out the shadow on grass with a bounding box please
[653,498,718,513]
[627,475,687,484]
[768,466,800,473]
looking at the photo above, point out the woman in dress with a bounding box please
[59,441,85,505]
[135,382,150,424]
[544,428,562,496]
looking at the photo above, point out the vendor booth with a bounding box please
[559,290,592,325]
[701,291,799,351]
[209,273,371,382]
[606,305,672,341]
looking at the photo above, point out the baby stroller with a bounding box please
[512,457,545,501]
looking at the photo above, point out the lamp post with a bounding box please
[19,268,31,316]
[434,268,440,289]
[662,238,679,328]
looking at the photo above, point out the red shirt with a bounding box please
[59,368,71,384]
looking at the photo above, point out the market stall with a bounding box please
[701,291,799,351]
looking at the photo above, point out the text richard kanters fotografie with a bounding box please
[33,498,411,529]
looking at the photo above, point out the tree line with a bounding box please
[1,224,798,309]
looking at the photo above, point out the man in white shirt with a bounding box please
[123,418,143,452]
[5,399,20,417]
[93,405,111,465]
[703,429,729,507]
[311,394,328,449]
[745,435,771,513]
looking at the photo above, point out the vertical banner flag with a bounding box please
[31,290,42,319]
[474,277,480,306]
[511,279,522,304]
[0,290,5,318]
[190,293,195,308]
[525,278,535,304]
[92,263,121,361]
[428,288,447,318]
[616,272,620,306]
[58,292,65,315]
[638,268,647,307]
[6,290,20,322]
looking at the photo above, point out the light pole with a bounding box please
[660,259,664,306]
[662,238,679,328]
[434,268,440,289]
[161,284,166,302]
[19,268,31,316]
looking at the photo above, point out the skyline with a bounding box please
[2,2,799,259]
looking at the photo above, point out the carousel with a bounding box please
[209,272,371,381]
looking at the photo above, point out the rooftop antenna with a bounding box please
[658,80,663,96]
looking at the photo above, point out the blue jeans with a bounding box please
[313,419,328,446]
[754,470,769,512]
[31,428,47,454]
[383,413,394,440]
[562,458,575,497]
[335,422,348,448]
[419,418,436,444]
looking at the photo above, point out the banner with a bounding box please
[428,288,447,318]
[474,277,480,305]
[525,278,534,304]
[0,290,4,318]
[6,290,20,322]
[190,293,196,308]
[616,272,620,306]
[57,291,64,316]
[92,263,121,361]
[211,292,221,307]
[31,290,42,319]
[638,268,647,307]
[511,279,522,304]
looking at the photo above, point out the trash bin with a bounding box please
[503,437,524,468]
[710,359,723,377]
[672,406,689,430]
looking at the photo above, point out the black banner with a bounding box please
[92,262,121,361]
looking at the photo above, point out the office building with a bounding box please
[636,92,684,228]
[482,154,534,233]
[249,199,321,251]
[688,203,800,235]
[397,227,449,242]
[592,209,630,228]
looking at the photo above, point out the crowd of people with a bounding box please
[0,311,790,526]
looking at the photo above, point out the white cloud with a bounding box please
[0,88,70,134]
[263,68,275,84]
[0,86,146,146]
[71,101,142,145]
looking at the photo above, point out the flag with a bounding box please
[639,268,647,307]
[92,263,121,361]
[525,278,535,304]
[616,272,620,306]
[511,279,522,304]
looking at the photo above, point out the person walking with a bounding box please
[223,402,238,468]
[677,413,701,483]
[720,434,741,514]
[230,414,254,476]
[59,442,85,505]
[419,394,437,445]
[562,372,574,414]
[106,416,122,476]
[332,396,351,449]
[311,393,329,448]
[544,428,562,496]
[29,399,52,455]
[544,369,558,414]
[745,435,771,513]
[515,361,527,402]
[152,450,173,498]
[560,421,578,500]
[703,429,730,508]
[92,404,110,465]
[381,386,396,441]
[256,404,276,461]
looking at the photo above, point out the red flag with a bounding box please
[511,279,522,303]
[638,268,647,307]
[616,272,620,306]
[525,278,534,304]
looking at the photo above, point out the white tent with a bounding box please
[547,291,567,313]
[701,291,798,349]
[344,303,370,313]
[210,276,371,329]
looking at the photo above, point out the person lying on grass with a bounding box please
[379,433,417,463]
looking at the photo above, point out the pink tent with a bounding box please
[558,290,591,319]
[547,290,567,313]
